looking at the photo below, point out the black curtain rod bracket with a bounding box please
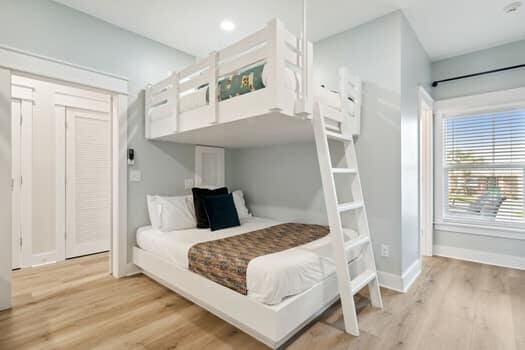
[432,63,525,87]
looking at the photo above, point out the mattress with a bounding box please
[136,217,348,305]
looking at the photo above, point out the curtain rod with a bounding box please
[431,63,525,87]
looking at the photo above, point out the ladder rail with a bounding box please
[343,138,383,309]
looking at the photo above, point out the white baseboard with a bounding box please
[125,263,141,276]
[434,245,525,270]
[377,259,422,293]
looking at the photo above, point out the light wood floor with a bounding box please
[1,253,523,350]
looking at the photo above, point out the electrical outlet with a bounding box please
[381,244,390,257]
[184,179,194,189]
[129,170,142,182]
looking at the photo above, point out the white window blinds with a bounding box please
[443,109,525,225]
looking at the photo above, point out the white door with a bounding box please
[195,146,225,188]
[66,108,111,258]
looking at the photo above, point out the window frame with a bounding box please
[434,87,525,239]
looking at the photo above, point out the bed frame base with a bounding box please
[132,246,341,349]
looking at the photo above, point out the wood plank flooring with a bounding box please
[0,253,523,349]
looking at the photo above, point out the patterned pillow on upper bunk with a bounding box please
[217,63,266,101]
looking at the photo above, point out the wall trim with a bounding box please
[377,259,422,293]
[434,245,525,270]
[434,222,524,241]
[0,45,128,94]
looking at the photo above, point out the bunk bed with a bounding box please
[135,18,375,349]
[145,19,359,147]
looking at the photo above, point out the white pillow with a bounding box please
[232,190,252,219]
[147,195,162,230]
[147,195,197,231]
[158,196,196,231]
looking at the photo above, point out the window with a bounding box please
[442,109,524,226]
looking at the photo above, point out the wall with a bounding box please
[431,40,525,264]
[0,0,196,266]
[400,17,431,272]
[230,12,411,276]
[0,68,11,310]
[432,40,525,100]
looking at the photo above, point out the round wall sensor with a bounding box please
[504,1,522,13]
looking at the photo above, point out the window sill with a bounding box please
[434,220,525,241]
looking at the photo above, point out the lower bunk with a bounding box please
[132,217,366,348]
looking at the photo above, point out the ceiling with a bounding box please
[52,0,525,61]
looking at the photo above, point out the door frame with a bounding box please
[0,45,129,295]
[419,86,434,257]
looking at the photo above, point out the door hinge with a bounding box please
[19,236,22,247]
[64,232,67,241]
[11,178,14,191]
[20,112,23,126]
[20,175,23,186]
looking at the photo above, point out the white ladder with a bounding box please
[312,101,383,336]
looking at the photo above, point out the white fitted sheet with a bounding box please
[136,217,344,305]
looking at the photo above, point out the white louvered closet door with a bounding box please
[66,108,111,258]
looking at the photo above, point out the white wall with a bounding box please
[0,68,11,310]
[0,0,196,272]
[228,11,431,279]
[431,40,525,264]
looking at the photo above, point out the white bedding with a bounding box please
[136,217,345,305]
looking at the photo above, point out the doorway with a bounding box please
[11,75,112,268]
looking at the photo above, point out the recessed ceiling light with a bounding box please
[503,1,522,13]
[220,20,235,31]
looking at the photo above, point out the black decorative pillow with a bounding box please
[192,187,228,228]
[203,193,240,231]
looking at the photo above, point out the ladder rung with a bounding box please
[350,269,377,295]
[338,201,364,212]
[332,167,357,174]
[344,235,370,251]
[326,130,352,142]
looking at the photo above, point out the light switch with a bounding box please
[129,170,142,182]
[184,178,194,189]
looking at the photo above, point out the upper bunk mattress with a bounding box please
[136,217,340,305]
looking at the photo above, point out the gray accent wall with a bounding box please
[0,0,196,264]
[228,11,431,277]
[432,40,525,100]
[315,12,403,275]
[431,40,525,259]
[0,68,12,310]
[400,17,432,272]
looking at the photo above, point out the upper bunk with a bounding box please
[145,18,362,148]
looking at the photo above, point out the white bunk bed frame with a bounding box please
[136,18,372,350]
[145,19,317,148]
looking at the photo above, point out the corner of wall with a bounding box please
[0,67,12,310]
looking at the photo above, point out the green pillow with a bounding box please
[199,63,267,102]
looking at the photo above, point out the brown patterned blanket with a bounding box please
[188,223,330,295]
